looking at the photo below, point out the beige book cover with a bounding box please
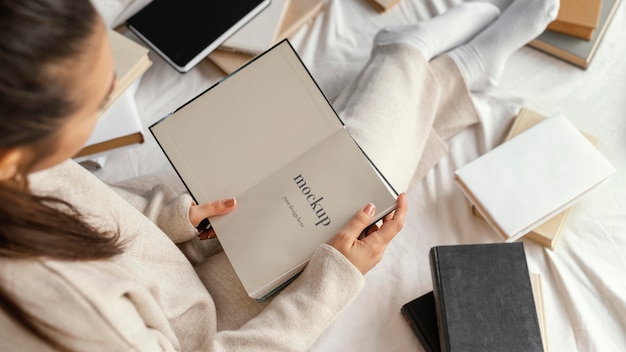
[529,0,621,68]
[530,273,549,352]
[150,40,397,300]
[209,0,324,74]
[221,0,290,55]
[365,0,402,13]
[455,114,615,243]
[276,0,324,39]
[105,30,152,110]
[547,0,602,39]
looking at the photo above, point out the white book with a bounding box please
[221,0,289,55]
[74,81,144,161]
[74,30,151,160]
[455,114,615,242]
[150,40,397,300]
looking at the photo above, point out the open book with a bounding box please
[150,40,397,300]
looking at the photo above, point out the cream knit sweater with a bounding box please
[0,43,477,351]
[0,160,364,351]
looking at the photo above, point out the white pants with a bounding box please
[334,43,479,192]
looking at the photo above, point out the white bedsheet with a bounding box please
[92,0,626,351]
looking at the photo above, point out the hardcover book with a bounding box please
[470,107,599,249]
[74,82,144,160]
[530,273,549,352]
[429,243,544,352]
[150,40,397,300]
[401,273,548,352]
[104,30,152,111]
[546,0,602,40]
[209,0,324,74]
[401,291,441,352]
[528,0,621,68]
[365,0,402,13]
[220,0,289,55]
[455,114,614,243]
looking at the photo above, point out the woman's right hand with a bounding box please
[327,193,407,275]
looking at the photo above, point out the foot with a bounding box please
[374,2,500,61]
[448,0,560,91]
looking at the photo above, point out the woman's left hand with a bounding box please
[189,198,237,240]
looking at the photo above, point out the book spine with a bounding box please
[429,247,450,352]
[400,305,435,352]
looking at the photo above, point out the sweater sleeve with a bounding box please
[0,259,182,352]
[3,244,363,352]
[206,243,365,351]
[108,170,199,243]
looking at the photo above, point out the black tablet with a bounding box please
[127,0,270,73]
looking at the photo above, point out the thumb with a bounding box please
[189,198,237,227]
[329,203,376,248]
[199,197,237,217]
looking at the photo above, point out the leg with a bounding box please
[373,2,500,61]
[333,44,441,192]
[448,0,560,91]
[333,2,502,191]
[335,45,481,192]
[410,54,482,187]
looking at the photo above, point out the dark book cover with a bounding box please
[429,243,544,352]
[401,291,441,352]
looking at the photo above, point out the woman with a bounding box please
[0,1,404,350]
[0,0,557,350]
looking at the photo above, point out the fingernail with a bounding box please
[223,198,236,208]
[363,203,375,216]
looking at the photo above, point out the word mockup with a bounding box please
[293,174,331,226]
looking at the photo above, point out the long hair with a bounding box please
[0,0,123,350]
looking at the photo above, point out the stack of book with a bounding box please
[74,30,151,167]
[468,108,601,249]
[528,0,622,68]
[208,0,324,74]
[454,112,614,246]
[402,243,548,352]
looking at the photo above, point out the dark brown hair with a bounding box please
[0,0,123,350]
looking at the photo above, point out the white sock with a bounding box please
[374,2,500,61]
[448,0,560,91]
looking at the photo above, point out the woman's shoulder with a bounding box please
[29,159,102,194]
[0,257,141,350]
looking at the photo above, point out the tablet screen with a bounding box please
[127,0,269,72]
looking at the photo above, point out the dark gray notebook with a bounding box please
[429,243,543,352]
[401,291,441,352]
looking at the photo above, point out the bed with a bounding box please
[91,0,626,350]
